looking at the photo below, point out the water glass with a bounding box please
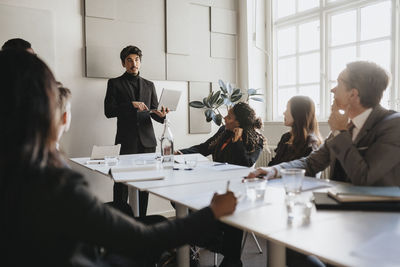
[286,194,313,223]
[281,168,305,196]
[184,155,198,169]
[243,178,267,202]
[104,156,118,166]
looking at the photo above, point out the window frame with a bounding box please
[269,0,399,121]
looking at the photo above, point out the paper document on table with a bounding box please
[268,177,332,191]
[110,165,164,182]
[351,232,400,266]
[173,153,210,164]
[212,163,248,171]
[177,191,268,213]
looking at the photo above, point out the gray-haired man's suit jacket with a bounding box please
[277,105,400,186]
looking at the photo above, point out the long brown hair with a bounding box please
[0,49,62,188]
[287,96,322,152]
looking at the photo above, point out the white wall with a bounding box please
[0,0,219,216]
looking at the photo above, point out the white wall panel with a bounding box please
[115,0,163,24]
[85,16,165,80]
[0,4,55,70]
[211,7,237,35]
[166,0,190,55]
[211,32,236,59]
[85,0,116,19]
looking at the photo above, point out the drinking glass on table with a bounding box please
[184,155,198,170]
[281,168,305,196]
[243,178,267,202]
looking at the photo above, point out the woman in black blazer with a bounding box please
[178,102,266,167]
[178,102,265,267]
[269,95,322,167]
[0,49,237,267]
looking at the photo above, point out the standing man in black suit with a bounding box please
[104,45,168,217]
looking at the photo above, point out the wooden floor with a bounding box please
[198,233,267,267]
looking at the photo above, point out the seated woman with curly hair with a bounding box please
[177,102,266,167]
[177,102,266,267]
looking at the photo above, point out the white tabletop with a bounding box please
[70,153,253,190]
[148,178,400,267]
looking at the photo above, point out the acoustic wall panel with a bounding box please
[85,16,165,80]
[85,0,116,19]
[166,0,190,55]
[211,7,237,35]
[167,4,210,81]
[0,4,55,70]
[85,0,164,80]
[189,82,211,134]
[115,0,164,24]
[211,32,236,59]
[209,57,236,82]
[167,54,236,82]
[86,46,122,78]
[167,54,209,82]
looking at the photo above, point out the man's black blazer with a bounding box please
[104,73,164,154]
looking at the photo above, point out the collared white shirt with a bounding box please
[332,108,373,141]
[350,108,372,141]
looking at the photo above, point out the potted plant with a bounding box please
[189,80,263,126]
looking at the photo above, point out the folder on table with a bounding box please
[110,165,164,182]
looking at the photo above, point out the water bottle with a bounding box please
[160,118,174,169]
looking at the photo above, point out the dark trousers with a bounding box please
[113,143,156,218]
[104,202,167,267]
[220,223,243,261]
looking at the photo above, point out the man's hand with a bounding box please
[232,127,243,143]
[328,101,349,131]
[247,167,277,180]
[152,106,169,118]
[132,101,148,111]
[210,191,237,218]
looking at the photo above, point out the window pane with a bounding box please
[361,1,391,41]
[330,46,356,80]
[278,57,296,85]
[360,40,391,72]
[275,0,295,19]
[298,0,319,12]
[380,88,390,109]
[277,87,296,115]
[299,20,319,53]
[299,52,320,83]
[329,82,336,105]
[299,85,320,115]
[331,10,356,46]
[277,27,296,57]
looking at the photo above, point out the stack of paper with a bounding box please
[328,185,400,203]
[110,165,164,182]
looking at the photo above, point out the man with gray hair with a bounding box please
[250,61,400,186]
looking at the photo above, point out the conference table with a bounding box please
[70,153,400,267]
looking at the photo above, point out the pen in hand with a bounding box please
[226,180,230,193]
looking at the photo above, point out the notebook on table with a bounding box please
[110,165,164,182]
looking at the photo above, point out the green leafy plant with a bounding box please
[189,79,264,126]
